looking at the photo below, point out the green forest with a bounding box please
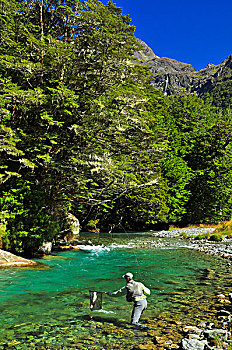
[0,0,232,255]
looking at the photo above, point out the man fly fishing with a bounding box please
[107,272,150,329]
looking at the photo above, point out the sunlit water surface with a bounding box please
[1,233,232,349]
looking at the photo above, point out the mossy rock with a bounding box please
[209,234,223,242]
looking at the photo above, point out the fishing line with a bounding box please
[88,227,145,314]
[120,224,144,283]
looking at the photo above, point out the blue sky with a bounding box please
[101,0,232,70]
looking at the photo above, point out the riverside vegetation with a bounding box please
[0,0,232,256]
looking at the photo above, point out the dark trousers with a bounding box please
[131,299,147,324]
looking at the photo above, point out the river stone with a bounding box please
[188,334,202,340]
[183,326,203,335]
[206,322,215,329]
[204,328,228,340]
[217,294,226,299]
[217,309,231,317]
[197,321,207,328]
[180,338,208,350]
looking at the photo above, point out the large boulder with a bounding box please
[0,249,37,267]
[67,213,80,237]
[38,242,53,255]
[63,213,80,243]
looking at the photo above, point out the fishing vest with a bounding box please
[126,280,146,302]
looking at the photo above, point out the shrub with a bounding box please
[214,221,232,238]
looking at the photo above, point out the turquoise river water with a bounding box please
[1,232,232,349]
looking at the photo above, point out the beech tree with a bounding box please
[0,0,168,252]
[163,96,232,224]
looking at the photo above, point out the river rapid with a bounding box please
[1,232,232,349]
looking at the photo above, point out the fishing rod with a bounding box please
[88,225,146,312]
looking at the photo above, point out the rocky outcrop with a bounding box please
[137,39,232,98]
[59,212,80,244]
[0,249,37,267]
[38,241,53,255]
[135,38,160,61]
[67,213,80,239]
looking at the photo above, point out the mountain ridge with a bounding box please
[137,39,232,102]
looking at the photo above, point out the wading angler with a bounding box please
[107,272,150,328]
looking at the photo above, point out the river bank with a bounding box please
[152,227,232,261]
[148,227,232,349]
[1,226,231,267]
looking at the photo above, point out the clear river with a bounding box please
[1,232,232,349]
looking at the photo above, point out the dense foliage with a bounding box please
[164,96,232,225]
[205,80,232,109]
[0,0,232,254]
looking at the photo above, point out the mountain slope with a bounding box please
[138,39,232,106]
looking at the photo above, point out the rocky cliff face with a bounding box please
[137,39,232,99]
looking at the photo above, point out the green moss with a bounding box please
[194,232,210,240]
[193,232,223,241]
[180,232,187,237]
[209,234,223,242]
